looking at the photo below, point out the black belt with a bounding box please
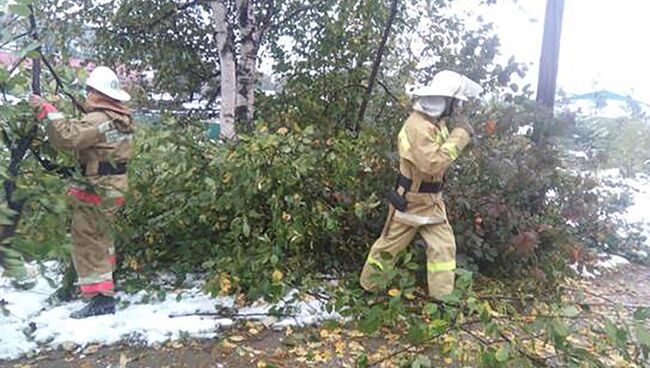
[397,174,443,193]
[81,162,128,176]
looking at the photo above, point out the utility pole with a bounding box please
[536,0,565,111]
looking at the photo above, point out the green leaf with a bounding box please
[242,217,250,238]
[19,42,40,58]
[8,3,30,16]
[550,318,570,338]
[0,68,9,83]
[407,323,427,344]
[358,305,383,334]
[637,324,650,347]
[633,307,650,321]
[411,354,432,368]
[561,305,580,318]
[356,354,369,368]
[423,303,438,316]
[495,344,510,362]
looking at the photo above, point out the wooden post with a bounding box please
[536,0,565,111]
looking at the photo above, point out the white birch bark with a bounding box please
[212,0,237,139]
[236,0,259,130]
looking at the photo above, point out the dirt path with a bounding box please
[4,264,650,368]
[582,263,650,306]
[1,327,393,368]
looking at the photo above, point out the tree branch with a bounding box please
[356,0,399,127]
[265,0,326,34]
[0,30,32,49]
[38,51,86,113]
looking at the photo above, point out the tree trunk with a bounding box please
[356,0,399,128]
[236,0,259,132]
[212,0,237,139]
[0,6,42,245]
[535,0,565,120]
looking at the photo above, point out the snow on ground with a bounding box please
[0,263,338,361]
[570,253,631,279]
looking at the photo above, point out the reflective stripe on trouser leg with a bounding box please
[420,221,457,298]
[360,217,417,292]
[71,205,116,296]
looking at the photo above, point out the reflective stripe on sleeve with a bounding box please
[440,142,459,160]
[440,125,450,140]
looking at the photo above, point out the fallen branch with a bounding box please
[368,319,480,367]
[563,287,649,310]
[168,310,294,319]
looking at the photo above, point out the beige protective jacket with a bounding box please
[392,111,471,227]
[46,109,135,193]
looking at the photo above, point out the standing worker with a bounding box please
[360,70,482,299]
[30,66,135,318]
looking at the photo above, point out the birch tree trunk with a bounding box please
[236,0,259,132]
[212,0,237,139]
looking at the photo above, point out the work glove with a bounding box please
[29,95,58,120]
[451,111,474,137]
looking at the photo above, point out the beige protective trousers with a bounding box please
[70,198,120,297]
[360,199,457,299]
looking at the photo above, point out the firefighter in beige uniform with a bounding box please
[31,67,134,318]
[360,70,483,299]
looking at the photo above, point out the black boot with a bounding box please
[69,295,116,319]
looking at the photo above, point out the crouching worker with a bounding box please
[30,66,135,318]
[360,70,482,299]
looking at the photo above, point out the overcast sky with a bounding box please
[478,0,650,102]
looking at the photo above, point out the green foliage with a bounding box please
[571,115,650,176]
[112,99,644,298]
[118,121,392,298]
[331,269,650,367]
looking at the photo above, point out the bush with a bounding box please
[118,121,393,298]
[113,103,644,298]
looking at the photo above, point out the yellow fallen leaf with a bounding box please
[272,270,284,283]
[319,329,330,339]
[349,341,365,351]
[256,361,267,368]
[292,346,308,357]
[221,340,237,350]
[220,274,232,295]
[387,288,400,297]
[83,344,100,354]
[229,335,246,342]
[335,341,346,356]
[347,330,364,338]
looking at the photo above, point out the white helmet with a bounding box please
[412,70,483,101]
[85,66,131,102]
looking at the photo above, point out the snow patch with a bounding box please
[0,264,338,361]
[595,254,630,270]
[571,253,630,279]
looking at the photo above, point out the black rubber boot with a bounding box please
[69,295,116,319]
